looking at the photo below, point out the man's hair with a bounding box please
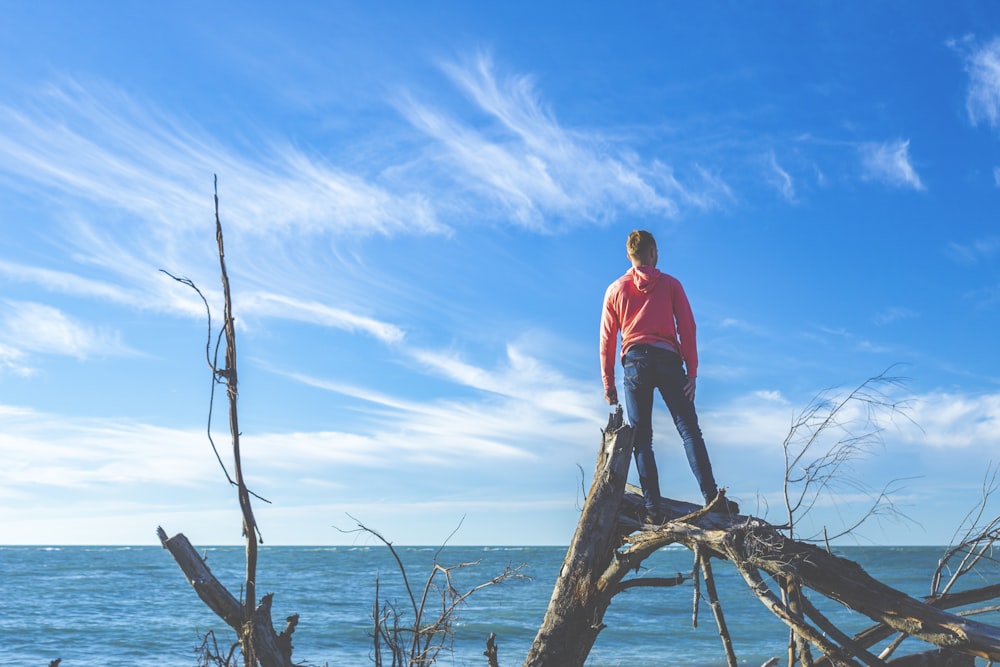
[626,230,656,259]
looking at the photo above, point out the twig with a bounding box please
[700,554,737,667]
[692,546,703,629]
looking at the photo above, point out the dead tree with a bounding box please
[158,180,516,667]
[158,178,299,667]
[524,408,1000,667]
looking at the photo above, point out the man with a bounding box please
[600,230,735,524]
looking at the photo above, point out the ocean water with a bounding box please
[2,544,997,666]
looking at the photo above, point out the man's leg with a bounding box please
[622,348,662,515]
[657,353,719,503]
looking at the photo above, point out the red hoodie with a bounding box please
[600,265,698,392]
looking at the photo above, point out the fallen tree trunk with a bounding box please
[523,410,1000,667]
[157,527,299,667]
[522,407,635,667]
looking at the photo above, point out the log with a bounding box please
[631,513,1000,662]
[157,526,242,631]
[157,526,297,667]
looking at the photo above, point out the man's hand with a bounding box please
[684,377,697,402]
[605,387,619,405]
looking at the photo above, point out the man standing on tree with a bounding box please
[600,230,736,524]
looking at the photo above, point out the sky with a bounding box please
[1,2,999,547]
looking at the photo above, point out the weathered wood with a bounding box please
[885,648,975,666]
[157,526,243,631]
[522,410,1000,666]
[250,594,295,667]
[641,518,1000,662]
[212,179,263,667]
[522,407,634,667]
[157,526,297,666]
[700,552,737,667]
[813,583,1000,667]
[484,632,499,667]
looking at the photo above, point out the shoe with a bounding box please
[707,490,740,515]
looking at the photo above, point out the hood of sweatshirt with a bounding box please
[629,265,662,293]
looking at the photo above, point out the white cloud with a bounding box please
[0,300,133,360]
[719,317,768,336]
[409,343,596,420]
[245,292,405,344]
[703,392,795,451]
[873,306,918,326]
[0,260,135,303]
[0,80,444,241]
[396,53,730,229]
[0,409,215,492]
[945,237,1000,265]
[859,139,925,190]
[280,353,599,464]
[899,391,1000,449]
[765,150,796,202]
[706,385,1000,457]
[0,342,33,377]
[965,37,1000,128]
[259,340,606,472]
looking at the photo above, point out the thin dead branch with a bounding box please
[344,517,527,666]
[781,367,917,543]
[159,178,297,667]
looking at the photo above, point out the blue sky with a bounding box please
[1,2,999,547]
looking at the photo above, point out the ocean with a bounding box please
[1,544,996,666]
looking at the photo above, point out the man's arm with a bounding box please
[605,386,619,405]
[671,277,699,380]
[684,377,696,402]
[599,286,620,405]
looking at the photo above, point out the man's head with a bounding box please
[626,229,657,267]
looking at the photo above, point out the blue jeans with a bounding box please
[622,344,719,512]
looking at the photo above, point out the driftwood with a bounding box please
[524,410,1000,667]
[156,527,299,666]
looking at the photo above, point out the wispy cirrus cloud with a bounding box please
[859,139,924,190]
[0,342,31,377]
[409,343,596,421]
[244,292,406,344]
[0,260,148,308]
[963,36,1000,129]
[0,79,441,355]
[0,79,444,241]
[265,339,603,470]
[277,368,572,463]
[873,306,918,326]
[945,237,1000,265]
[0,407,214,494]
[0,300,135,362]
[396,53,731,229]
[764,150,796,202]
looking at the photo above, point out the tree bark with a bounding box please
[157,526,297,667]
[522,407,634,667]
